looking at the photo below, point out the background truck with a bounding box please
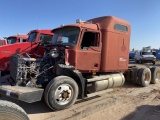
[134,46,156,64]
[0,16,160,111]
[0,34,28,46]
[6,34,29,44]
[0,29,53,75]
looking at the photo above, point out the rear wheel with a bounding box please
[135,59,139,63]
[139,60,143,64]
[152,61,156,65]
[150,67,160,84]
[44,76,78,110]
[0,100,29,120]
[131,67,139,84]
[137,68,151,87]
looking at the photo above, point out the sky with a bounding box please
[0,0,160,50]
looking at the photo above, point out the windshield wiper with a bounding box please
[45,42,74,47]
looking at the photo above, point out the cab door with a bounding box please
[76,29,101,72]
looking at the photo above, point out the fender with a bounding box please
[56,64,87,98]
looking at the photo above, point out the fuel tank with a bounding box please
[87,72,125,93]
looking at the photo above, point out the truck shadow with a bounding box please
[121,104,160,120]
[123,81,141,88]
[0,96,52,114]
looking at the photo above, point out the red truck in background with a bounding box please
[0,29,53,75]
[0,34,28,46]
[6,34,28,44]
[0,39,7,46]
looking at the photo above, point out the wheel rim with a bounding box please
[144,71,150,82]
[54,84,72,105]
[155,71,160,81]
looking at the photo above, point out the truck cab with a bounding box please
[0,29,53,73]
[51,16,130,72]
[7,34,28,44]
[134,46,156,64]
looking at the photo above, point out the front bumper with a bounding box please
[0,85,44,103]
[141,59,155,63]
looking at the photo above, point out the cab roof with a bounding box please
[87,16,130,31]
[7,34,28,39]
[52,22,98,32]
[29,29,53,35]
[52,16,130,32]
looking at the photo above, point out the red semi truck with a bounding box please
[6,34,28,44]
[0,34,28,46]
[0,16,159,111]
[0,29,53,75]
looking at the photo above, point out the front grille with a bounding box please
[10,54,24,82]
[145,57,154,60]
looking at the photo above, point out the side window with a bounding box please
[81,32,99,50]
[114,24,128,32]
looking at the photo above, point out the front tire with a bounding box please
[139,60,143,64]
[44,76,79,110]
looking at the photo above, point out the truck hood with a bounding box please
[0,42,44,71]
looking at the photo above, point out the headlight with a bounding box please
[50,48,59,58]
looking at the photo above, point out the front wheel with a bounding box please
[135,59,139,63]
[44,76,79,110]
[139,60,143,64]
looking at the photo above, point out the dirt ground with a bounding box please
[1,61,160,120]
[81,84,160,120]
[81,61,160,120]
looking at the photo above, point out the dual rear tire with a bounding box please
[150,67,160,84]
[131,67,160,87]
[137,68,151,87]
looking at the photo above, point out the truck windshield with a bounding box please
[28,32,37,42]
[40,34,53,43]
[7,37,16,44]
[142,52,153,55]
[51,27,80,46]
